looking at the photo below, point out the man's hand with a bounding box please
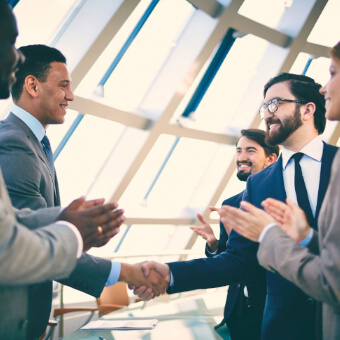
[119,262,169,299]
[190,213,218,252]
[212,201,275,242]
[262,198,311,242]
[129,261,171,300]
[57,196,125,251]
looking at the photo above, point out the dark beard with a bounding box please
[265,105,302,146]
[236,170,250,182]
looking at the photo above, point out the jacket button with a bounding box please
[237,284,240,288]
[307,298,314,305]
[19,319,28,329]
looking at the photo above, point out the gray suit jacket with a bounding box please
[0,113,111,338]
[258,150,340,339]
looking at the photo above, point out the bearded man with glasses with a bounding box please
[134,73,337,340]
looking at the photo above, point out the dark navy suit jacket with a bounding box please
[205,191,266,332]
[168,142,338,340]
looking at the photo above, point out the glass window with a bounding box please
[14,0,78,47]
[119,135,235,218]
[307,0,340,47]
[76,0,195,114]
[238,0,287,29]
[55,114,125,205]
[175,34,269,134]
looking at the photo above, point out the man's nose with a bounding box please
[66,88,74,101]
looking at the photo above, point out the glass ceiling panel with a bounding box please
[13,0,78,47]
[178,34,269,134]
[55,114,125,205]
[120,135,235,219]
[307,0,340,47]
[76,0,194,114]
[238,0,287,29]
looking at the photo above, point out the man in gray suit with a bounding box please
[0,43,153,339]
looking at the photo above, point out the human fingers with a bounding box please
[90,209,125,231]
[141,261,170,282]
[262,200,285,225]
[65,196,86,211]
[133,286,153,300]
[148,269,169,296]
[197,213,208,225]
[79,198,110,210]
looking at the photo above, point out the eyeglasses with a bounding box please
[259,98,305,119]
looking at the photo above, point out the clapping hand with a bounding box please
[57,196,125,251]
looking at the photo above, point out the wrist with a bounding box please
[118,263,132,283]
[207,238,218,252]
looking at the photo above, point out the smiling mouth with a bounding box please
[238,163,251,169]
[268,123,280,133]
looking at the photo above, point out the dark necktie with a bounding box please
[293,152,314,228]
[41,135,55,176]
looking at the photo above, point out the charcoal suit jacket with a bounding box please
[0,113,111,338]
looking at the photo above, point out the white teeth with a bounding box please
[269,124,279,131]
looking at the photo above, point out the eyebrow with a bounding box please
[236,147,258,151]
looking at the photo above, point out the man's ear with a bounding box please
[266,153,278,166]
[302,102,316,122]
[24,75,39,98]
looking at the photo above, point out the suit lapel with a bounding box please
[6,113,60,205]
[315,142,338,223]
[265,156,287,202]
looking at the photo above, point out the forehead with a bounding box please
[236,136,263,151]
[330,57,340,69]
[264,81,293,102]
[45,62,71,81]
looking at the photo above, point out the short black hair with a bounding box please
[237,129,280,157]
[263,73,326,134]
[11,44,66,101]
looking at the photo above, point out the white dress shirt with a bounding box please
[259,136,323,244]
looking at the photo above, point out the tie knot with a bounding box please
[41,135,51,149]
[292,152,304,164]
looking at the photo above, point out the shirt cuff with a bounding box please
[206,244,218,256]
[56,221,83,258]
[105,261,121,286]
[169,270,174,287]
[299,228,314,247]
[258,222,278,243]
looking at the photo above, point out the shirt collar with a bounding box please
[11,104,46,142]
[282,136,323,170]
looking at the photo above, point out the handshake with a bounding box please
[120,261,171,300]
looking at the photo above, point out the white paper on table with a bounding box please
[81,319,158,330]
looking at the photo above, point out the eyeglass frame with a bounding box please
[259,98,306,119]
